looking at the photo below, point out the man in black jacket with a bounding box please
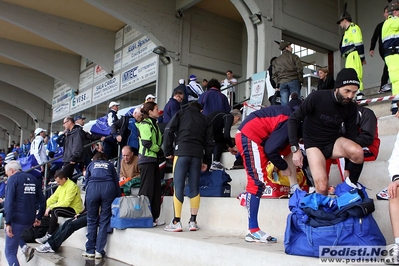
[370,5,390,93]
[111,108,140,155]
[207,109,241,171]
[163,102,214,232]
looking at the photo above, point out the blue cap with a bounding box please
[189,74,197,81]
[74,115,86,121]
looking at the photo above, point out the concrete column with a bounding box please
[0,64,54,104]
[0,81,52,125]
[0,38,80,90]
[0,115,19,143]
[0,1,115,73]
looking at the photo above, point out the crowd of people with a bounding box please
[4,2,399,264]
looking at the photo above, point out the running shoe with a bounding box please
[164,220,183,232]
[24,246,35,262]
[35,233,51,244]
[188,221,199,231]
[82,251,95,258]
[210,161,224,171]
[95,251,103,259]
[35,242,55,253]
[245,230,277,243]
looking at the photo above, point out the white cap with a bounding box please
[178,79,185,84]
[34,128,46,136]
[145,94,156,101]
[109,101,120,108]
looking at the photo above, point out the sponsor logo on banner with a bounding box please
[121,57,157,90]
[52,102,70,120]
[52,83,72,106]
[123,25,141,45]
[70,89,92,111]
[122,36,156,68]
[114,51,122,72]
[246,71,266,115]
[79,68,94,90]
[93,74,120,101]
[93,65,106,83]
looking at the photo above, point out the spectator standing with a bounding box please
[163,103,214,232]
[198,78,231,116]
[338,4,366,91]
[111,108,140,155]
[317,67,335,91]
[207,109,241,171]
[22,139,31,156]
[136,102,163,226]
[83,152,120,259]
[272,41,304,106]
[35,171,83,245]
[30,128,48,173]
[288,68,364,195]
[104,101,120,160]
[186,75,204,102]
[119,146,140,181]
[163,90,184,124]
[202,79,208,91]
[370,5,390,93]
[74,115,104,168]
[4,160,45,265]
[173,79,188,106]
[221,70,238,104]
[145,94,156,103]
[47,131,59,159]
[235,105,299,243]
[382,1,399,114]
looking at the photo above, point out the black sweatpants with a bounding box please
[138,162,161,222]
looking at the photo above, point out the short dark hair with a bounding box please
[174,90,184,96]
[226,70,233,74]
[64,116,75,124]
[92,151,107,161]
[55,170,67,180]
[207,78,221,90]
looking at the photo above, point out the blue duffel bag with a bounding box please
[185,170,232,197]
[284,188,386,258]
[111,195,153,229]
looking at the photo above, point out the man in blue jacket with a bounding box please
[197,79,230,115]
[4,160,46,265]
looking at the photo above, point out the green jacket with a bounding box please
[136,118,162,164]
[46,178,83,214]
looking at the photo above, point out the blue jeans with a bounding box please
[5,223,30,266]
[279,80,301,106]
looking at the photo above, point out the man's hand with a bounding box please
[362,59,367,65]
[5,225,13,238]
[369,50,374,57]
[292,151,303,168]
[166,155,174,160]
[281,168,291,177]
[100,136,105,141]
[201,163,208,172]
[228,147,238,155]
[388,180,399,199]
[33,219,41,227]
[44,207,51,216]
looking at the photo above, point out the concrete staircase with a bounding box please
[0,100,398,266]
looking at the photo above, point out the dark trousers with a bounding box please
[381,58,389,89]
[213,140,227,162]
[85,181,116,255]
[48,207,76,234]
[47,214,87,251]
[62,163,83,183]
[5,223,30,266]
[139,162,161,222]
[103,141,118,160]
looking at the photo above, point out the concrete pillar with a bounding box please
[0,115,19,144]
[0,1,115,73]
[0,64,54,104]
[0,81,52,125]
[0,38,80,90]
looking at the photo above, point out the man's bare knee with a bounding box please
[347,145,364,163]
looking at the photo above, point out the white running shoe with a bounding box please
[164,220,183,232]
[35,242,55,253]
[188,221,199,231]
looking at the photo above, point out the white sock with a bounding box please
[290,183,300,191]
[345,177,358,188]
[395,237,399,244]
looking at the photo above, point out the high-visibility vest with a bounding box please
[340,23,365,60]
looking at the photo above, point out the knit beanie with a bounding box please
[334,68,360,89]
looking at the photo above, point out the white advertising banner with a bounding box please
[123,25,141,45]
[80,57,94,72]
[114,51,122,72]
[121,57,157,91]
[70,88,92,112]
[92,74,120,102]
[79,68,94,90]
[122,36,156,68]
[246,71,266,116]
[52,102,70,121]
[93,65,107,83]
[115,28,123,50]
